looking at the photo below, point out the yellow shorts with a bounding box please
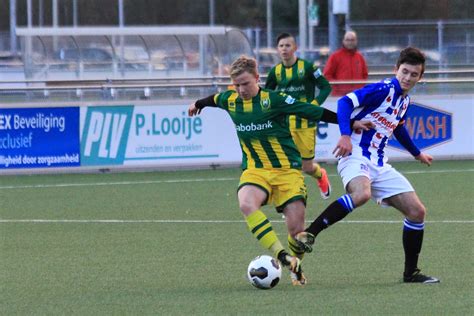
[290,126,317,160]
[238,168,307,213]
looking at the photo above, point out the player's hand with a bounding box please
[353,120,375,132]
[415,152,433,166]
[188,103,201,116]
[333,135,352,158]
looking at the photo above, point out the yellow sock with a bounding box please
[288,234,305,260]
[310,163,322,179]
[246,210,284,257]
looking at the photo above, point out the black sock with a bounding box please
[402,218,424,276]
[306,194,355,237]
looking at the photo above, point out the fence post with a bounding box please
[466,33,471,64]
[437,20,444,71]
[9,0,17,55]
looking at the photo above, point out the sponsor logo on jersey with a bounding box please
[235,120,273,132]
[283,85,305,93]
[370,112,399,131]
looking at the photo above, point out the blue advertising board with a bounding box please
[0,107,80,169]
[388,102,452,151]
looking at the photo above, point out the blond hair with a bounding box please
[229,55,258,79]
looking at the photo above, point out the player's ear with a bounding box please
[419,69,424,80]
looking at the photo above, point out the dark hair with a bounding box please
[397,47,426,75]
[276,32,294,45]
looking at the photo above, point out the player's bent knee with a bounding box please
[351,191,371,207]
[412,203,426,221]
[405,202,426,222]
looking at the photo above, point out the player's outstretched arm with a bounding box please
[188,94,218,116]
[286,101,338,124]
[393,123,432,166]
[319,108,338,124]
[393,123,424,158]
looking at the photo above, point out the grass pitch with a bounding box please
[1,160,473,315]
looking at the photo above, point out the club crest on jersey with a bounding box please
[298,68,305,78]
[228,100,236,110]
[260,97,271,110]
[399,101,409,117]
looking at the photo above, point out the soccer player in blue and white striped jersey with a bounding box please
[296,47,440,283]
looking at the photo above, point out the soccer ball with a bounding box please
[247,255,282,289]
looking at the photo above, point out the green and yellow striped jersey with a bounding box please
[265,58,331,129]
[213,88,327,170]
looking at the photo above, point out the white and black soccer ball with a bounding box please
[247,255,282,289]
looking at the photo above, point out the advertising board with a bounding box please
[0,107,80,169]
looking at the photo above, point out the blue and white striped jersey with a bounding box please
[338,77,411,166]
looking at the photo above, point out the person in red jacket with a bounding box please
[324,31,368,96]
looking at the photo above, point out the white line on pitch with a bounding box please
[0,177,237,190]
[0,219,472,224]
[1,168,473,190]
[402,168,474,174]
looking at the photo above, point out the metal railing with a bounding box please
[1,68,473,105]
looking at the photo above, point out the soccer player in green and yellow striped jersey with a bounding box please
[266,33,333,200]
[189,56,345,286]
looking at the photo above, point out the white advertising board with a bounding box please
[79,104,241,167]
[78,94,473,170]
[316,95,474,161]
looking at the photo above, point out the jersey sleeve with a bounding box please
[312,65,332,105]
[214,91,233,110]
[337,97,354,136]
[337,82,391,135]
[393,124,421,156]
[265,67,277,90]
[213,93,224,108]
[274,92,326,122]
[195,94,218,109]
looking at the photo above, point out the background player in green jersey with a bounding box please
[189,56,370,286]
[266,33,333,200]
